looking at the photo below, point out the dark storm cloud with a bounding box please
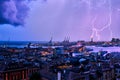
[0,0,32,26]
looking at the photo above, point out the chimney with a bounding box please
[57,72,61,80]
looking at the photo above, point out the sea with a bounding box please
[0,41,120,53]
[86,46,120,53]
[0,41,47,48]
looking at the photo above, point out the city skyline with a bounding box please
[0,0,120,41]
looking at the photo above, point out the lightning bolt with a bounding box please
[79,0,113,41]
[80,0,101,41]
[98,0,113,39]
[90,0,113,41]
[79,0,101,41]
[91,15,100,41]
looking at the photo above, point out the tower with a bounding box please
[91,37,93,42]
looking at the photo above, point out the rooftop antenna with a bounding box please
[68,36,70,42]
[65,36,67,42]
[49,36,53,43]
[63,37,66,42]
[66,36,70,42]
[66,37,69,42]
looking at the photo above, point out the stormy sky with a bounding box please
[0,0,120,41]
